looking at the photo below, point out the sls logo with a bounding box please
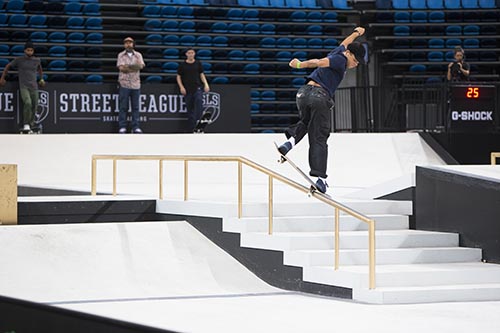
[35,90,49,124]
[202,92,221,123]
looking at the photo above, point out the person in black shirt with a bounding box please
[176,48,210,132]
[447,47,470,82]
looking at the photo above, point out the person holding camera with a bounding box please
[117,37,145,134]
[447,47,470,82]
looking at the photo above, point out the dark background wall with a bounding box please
[415,166,500,263]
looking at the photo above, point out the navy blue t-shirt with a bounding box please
[307,45,347,98]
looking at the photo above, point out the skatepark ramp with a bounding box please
[91,154,377,289]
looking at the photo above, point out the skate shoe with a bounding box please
[315,178,328,194]
[119,128,127,134]
[133,128,143,134]
[23,124,31,131]
[278,141,292,156]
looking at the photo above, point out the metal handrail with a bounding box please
[91,154,376,289]
[491,152,500,165]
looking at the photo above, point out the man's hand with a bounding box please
[180,87,186,95]
[0,77,6,86]
[204,85,210,93]
[353,27,365,36]
[38,79,45,87]
[448,62,454,69]
[128,64,142,71]
[289,58,301,69]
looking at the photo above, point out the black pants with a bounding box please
[185,88,203,132]
[284,85,334,178]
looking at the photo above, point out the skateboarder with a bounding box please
[176,48,210,133]
[277,27,366,193]
[0,41,45,133]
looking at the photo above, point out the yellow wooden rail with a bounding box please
[491,152,500,165]
[91,154,376,289]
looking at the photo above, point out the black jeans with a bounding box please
[184,88,203,132]
[285,85,334,178]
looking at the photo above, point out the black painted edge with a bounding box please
[419,132,459,165]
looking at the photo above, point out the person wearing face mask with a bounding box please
[0,41,45,133]
[277,27,366,194]
[447,47,470,82]
[117,37,145,134]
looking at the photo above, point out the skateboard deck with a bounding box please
[193,111,212,133]
[274,142,320,195]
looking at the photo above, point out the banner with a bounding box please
[0,83,251,133]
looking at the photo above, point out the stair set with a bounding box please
[158,192,500,304]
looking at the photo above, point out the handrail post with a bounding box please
[184,160,188,201]
[159,159,163,200]
[91,156,97,196]
[238,160,242,218]
[268,175,273,235]
[334,207,339,270]
[369,219,376,289]
[112,158,117,196]
[491,152,500,165]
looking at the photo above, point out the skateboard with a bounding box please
[19,125,42,134]
[274,142,322,196]
[193,111,212,133]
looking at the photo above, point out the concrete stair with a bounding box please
[157,198,500,304]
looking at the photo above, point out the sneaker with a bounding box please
[133,128,143,134]
[315,178,328,194]
[278,141,292,156]
[23,124,31,131]
[118,128,127,134]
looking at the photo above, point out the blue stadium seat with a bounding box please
[145,75,162,83]
[144,19,162,31]
[228,22,244,33]
[0,59,8,70]
[410,0,426,8]
[228,49,245,60]
[161,6,177,17]
[213,36,228,46]
[162,62,179,73]
[443,0,460,8]
[28,15,47,28]
[202,62,211,74]
[244,23,260,34]
[463,38,479,48]
[324,38,339,48]
[322,12,338,22]
[254,0,271,6]
[392,0,409,8]
[411,12,427,22]
[392,25,410,36]
[227,8,243,19]
[394,12,410,22]
[245,50,260,60]
[8,14,27,27]
[48,31,66,43]
[292,77,306,87]
[196,35,212,46]
[163,35,179,45]
[177,6,194,18]
[290,10,307,21]
[428,11,444,22]
[10,44,24,56]
[445,38,461,48]
[163,48,179,59]
[180,35,196,45]
[67,32,85,43]
[86,75,103,84]
[86,32,103,44]
[0,14,7,27]
[275,51,291,61]
[461,0,478,8]
[64,2,82,15]
[6,0,25,13]
[292,38,307,48]
[85,17,102,29]
[426,0,443,8]
[212,77,229,84]
[332,0,352,8]
[30,31,47,42]
[162,21,178,31]
[286,0,303,7]
[409,64,426,72]
[445,25,461,35]
[305,11,322,22]
[261,23,275,34]
[261,91,276,101]
[48,60,67,71]
[196,49,212,60]
[48,45,67,57]
[302,0,320,7]
[142,5,161,17]
[307,38,323,48]
[83,3,100,15]
[211,22,228,33]
[428,38,444,48]
[277,37,292,48]
[86,46,101,58]
[146,34,163,45]
[269,0,285,6]
[243,9,259,20]
[478,0,495,7]
[67,16,84,29]
[463,25,479,35]
[306,25,323,35]
[260,37,276,48]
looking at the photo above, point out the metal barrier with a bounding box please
[91,154,377,289]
